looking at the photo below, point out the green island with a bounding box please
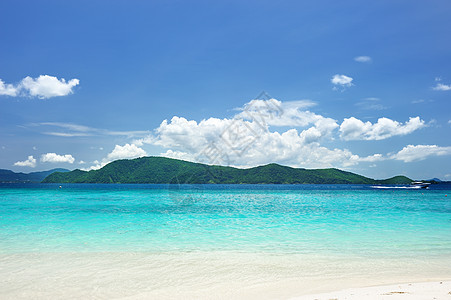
[42,156,411,184]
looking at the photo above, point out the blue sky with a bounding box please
[1,0,450,180]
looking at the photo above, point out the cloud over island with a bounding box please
[98,98,431,171]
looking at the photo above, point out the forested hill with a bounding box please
[42,156,412,184]
[0,168,69,183]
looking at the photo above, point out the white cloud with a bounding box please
[156,121,359,169]
[154,116,233,153]
[411,99,425,104]
[339,116,425,141]
[0,79,19,96]
[34,122,149,138]
[357,153,385,162]
[235,99,337,131]
[14,156,37,168]
[41,153,75,164]
[331,74,353,90]
[20,75,79,99]
[0,75,80,99]
[354,56,372,63]
[85,99,431,171]
[106,143,147,161]
[355,98,387,111]
[86,143,147,170]
[331,74,353,86]
[39,122,92,132]
[43,132,92,137]
[433,83,451,91]
[141,99,387,169]
[392,145,451,162]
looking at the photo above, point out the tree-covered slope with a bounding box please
[42,156,412,184]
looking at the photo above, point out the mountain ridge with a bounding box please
[42,156,412,184]
[0,168,70,183]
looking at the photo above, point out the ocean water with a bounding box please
[1,183,450,298]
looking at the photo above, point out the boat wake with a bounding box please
[371,185,424,189]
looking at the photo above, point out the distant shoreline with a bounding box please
[2,181,450,185]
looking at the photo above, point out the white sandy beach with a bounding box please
[292,281,451,300]
[1,252,450,299]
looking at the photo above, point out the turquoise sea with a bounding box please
[1,183,451,298]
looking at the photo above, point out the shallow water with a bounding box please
[1,183,450,298]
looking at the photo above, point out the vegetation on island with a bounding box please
[42,156,412,184]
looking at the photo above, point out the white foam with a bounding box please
[371,186,422,189]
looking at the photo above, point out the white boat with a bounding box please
[410,181,431,189]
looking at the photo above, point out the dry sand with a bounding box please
[291,281,451,300]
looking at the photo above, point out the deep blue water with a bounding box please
[1,183,450,258]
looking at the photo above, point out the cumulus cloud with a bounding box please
[41,153,75,164]
[106,143,147,161]
[155,119,358,169]
[20,75,79,99]
[235,99,337,132]
[0,79,19,96]
[140,99,390,169]
[354,56,372,63]
[331,74,353,91]
[14,156,37,168]
[331,74,353,86]
[339,116,425,141]
[86,143,147,170]
[433,83,451,91]
[392,145,451,162]
[0,75,79,98]
[156,120,386,169]
[86,98,433,170]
